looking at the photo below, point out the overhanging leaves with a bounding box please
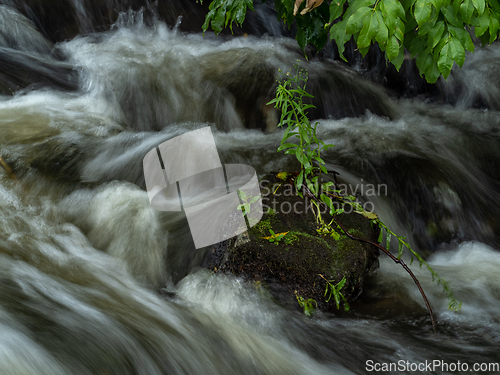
[200,0,500,82]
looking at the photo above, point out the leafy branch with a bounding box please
[295,291,318,316]
[267,66,463,332]
[331,194,461,311]
[200,0,500,82]
[319,274,350,310]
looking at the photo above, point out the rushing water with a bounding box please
[0,3,499,374]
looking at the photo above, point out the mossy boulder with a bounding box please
[209,172,380,313]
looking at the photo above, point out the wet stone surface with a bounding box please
[208,172,380,313]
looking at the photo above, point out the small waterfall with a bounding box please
[0,4,499,374]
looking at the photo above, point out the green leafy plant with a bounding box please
[266,229,288,243]
[237,190,261,226]
[199,0,254,33]
[267,64,334,194]
[316,221,341,240]
[200,0,500,83]
[327,196,461,311]
[267,66,460,331]
[295,291,317,316]
[319,274,350,310]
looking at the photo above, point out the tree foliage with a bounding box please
[200,0,500,82]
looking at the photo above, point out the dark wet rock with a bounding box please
[0,4,54,55]
[199,48,278,132]
[25,136,86,182]
[2,0,288,43]
[0,5,78,94]
[438,52,500,111]
[208,172,380,313]
[304,59,396,121]
[199,47,395,131]
[0,47,79,95]
[318,41,438,100]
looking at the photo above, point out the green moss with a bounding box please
[293,231,331,249]
[347,228,364,237]
[267,208,277,215]
[283,231,299,245]
[335,237,358,253]
[252,218,272,235]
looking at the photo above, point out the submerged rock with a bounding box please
[0,48,79,95]
[208,172,380,313]
[199,47,396,132]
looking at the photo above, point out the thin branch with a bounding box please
[301,184,437,334]
[0,155,17,180]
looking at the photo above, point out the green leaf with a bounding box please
[374,11,389,44]
[450,37,465,67]
[392,45,405,71]
[438,40,453,78]
[411,35,428,56]
[418,15,438,35]
[424,56,441,83]
[250,196,260,204]
[394,17,405,42]
[330,21,351,61]
[400,0,416,10]
[383,0,406,18]
[491,0,500,13]
[414,0,432,26]
[472,0,485,15]
[490,17,500,43]
[430,0,443,10]
[277,143,297,151]
[415,47,430,75]
[202,9,216,32]
[357,11,379,48]
[379,1,395,31]
[464,30,475,51]
[428,20,445,48]
[386,231,391,250]
[398,240,404,258]
[448,25,465,41]
[346,7,371,34]
[474,11,490,36]
[459,0,474,23]
[478,29,491,45]
[433,33,448,57]
[295,170,304,190]
[441,5,462,27]
[212,8,226,32]
[345,0,376,15]
[234,4,247,24]
[386,35,400,60]
[336,277,346,290]
[329,0,346,21]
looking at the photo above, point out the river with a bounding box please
[0,2,499,374]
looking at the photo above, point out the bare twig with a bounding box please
[0,155,17,180]
[301,184,437,334]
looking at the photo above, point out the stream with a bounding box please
[0,2,499,374]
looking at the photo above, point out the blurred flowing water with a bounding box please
[0,3,499,374]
